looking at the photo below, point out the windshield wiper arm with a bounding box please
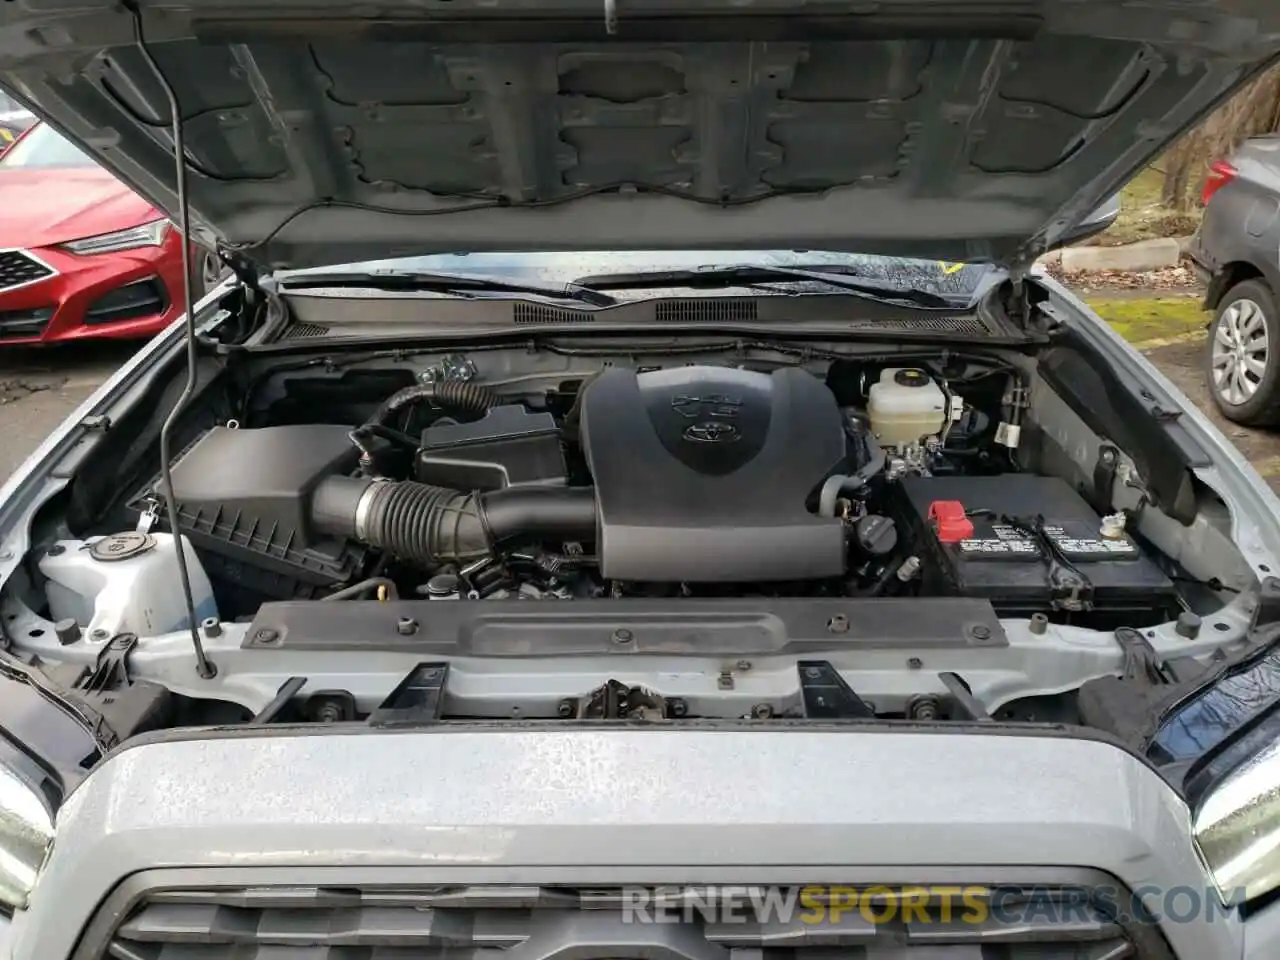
[279,268,617,307]
[573,263,953,308]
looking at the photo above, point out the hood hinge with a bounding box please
[217,245,264,299]
[1003,266,1037,331]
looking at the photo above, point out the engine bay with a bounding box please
[0,327,1261,746]
[106,355,1177,619]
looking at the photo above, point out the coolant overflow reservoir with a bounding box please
[867,367,947,448]
[39,532,217,641]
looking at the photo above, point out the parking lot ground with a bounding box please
[0,341,136,479]
[1140,336,1280,493]
[0,330,1278,498]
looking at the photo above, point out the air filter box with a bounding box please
[132,424,367,599]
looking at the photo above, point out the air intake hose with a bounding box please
[311,476,597,564]
[372,380,498,425]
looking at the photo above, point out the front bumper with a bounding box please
[0,236,186,345]
[2,726,1276,959]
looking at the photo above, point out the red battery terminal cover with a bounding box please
[928,500,974,543]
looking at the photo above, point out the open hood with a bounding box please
[1,0,1278,273]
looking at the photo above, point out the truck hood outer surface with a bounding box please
[20,727,1241,959]
[0,0,1277,271]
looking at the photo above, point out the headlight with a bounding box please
[1193,738,1280,904]
[0,762,53,910]
[60,219,169,255]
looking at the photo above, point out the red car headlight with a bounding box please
[59,219,169,255]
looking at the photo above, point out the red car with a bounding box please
[0,121,221,343]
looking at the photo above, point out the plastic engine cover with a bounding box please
[579,365,847,582]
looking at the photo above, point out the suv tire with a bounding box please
[1206,277,1280,426]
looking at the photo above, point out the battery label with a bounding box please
[955,522,1138,560]
[959,524,1038,556]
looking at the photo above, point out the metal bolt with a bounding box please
[253,628,279,645]
[910,696,940,720]
[970,624,992,641]
[751,703,774,719]
[612,628,634,644]
[827,614,850,634]
[804,666,823,680]
[907,657,923,669]
[668,698,688,718]
[201,616,222,638]
[557,698,575,718]
[91,627,109,641]
[736,659,752,671]
[396,617,418,636]
[1029,613,1049,635]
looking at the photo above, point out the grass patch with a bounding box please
[1086,296,1209,344]
[1089,167,1202,247]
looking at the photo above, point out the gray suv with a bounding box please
[1188,135,1280,424]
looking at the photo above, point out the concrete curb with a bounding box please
[1036,237,1186,274]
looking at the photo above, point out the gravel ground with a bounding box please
[0,326,1277,497]
[0,341,137,480]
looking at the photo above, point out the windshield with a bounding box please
[283,250,995,302]
[0,122,92,169]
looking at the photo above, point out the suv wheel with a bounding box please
[1207,278,1280,425]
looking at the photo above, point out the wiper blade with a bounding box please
[279,268,617,306]
[573,263,953,308]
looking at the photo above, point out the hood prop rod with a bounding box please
[130,2,216,679]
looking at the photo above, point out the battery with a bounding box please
[895,474,1178,623]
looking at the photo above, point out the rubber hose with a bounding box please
[818,433,887,517]
[482,486,597,546]
[311,476,597,564]
[373,379,498,426]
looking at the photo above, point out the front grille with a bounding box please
[0,305,53,339]
[101,884,1158,960]
[0,249,53,290]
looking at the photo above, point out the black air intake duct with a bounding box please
[311,476,596,564]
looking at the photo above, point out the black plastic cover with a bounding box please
[895,474,1178,623]
[579,365,846,582]
[139,425,368,597]
[416,404,565,490]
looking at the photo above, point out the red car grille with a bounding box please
[0,250,53,291]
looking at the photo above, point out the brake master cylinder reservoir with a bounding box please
[867,368,947,448]
[39,531,217,641]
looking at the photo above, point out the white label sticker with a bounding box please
[994,422,1022,449]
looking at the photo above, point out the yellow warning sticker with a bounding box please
[938,261,966,275]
